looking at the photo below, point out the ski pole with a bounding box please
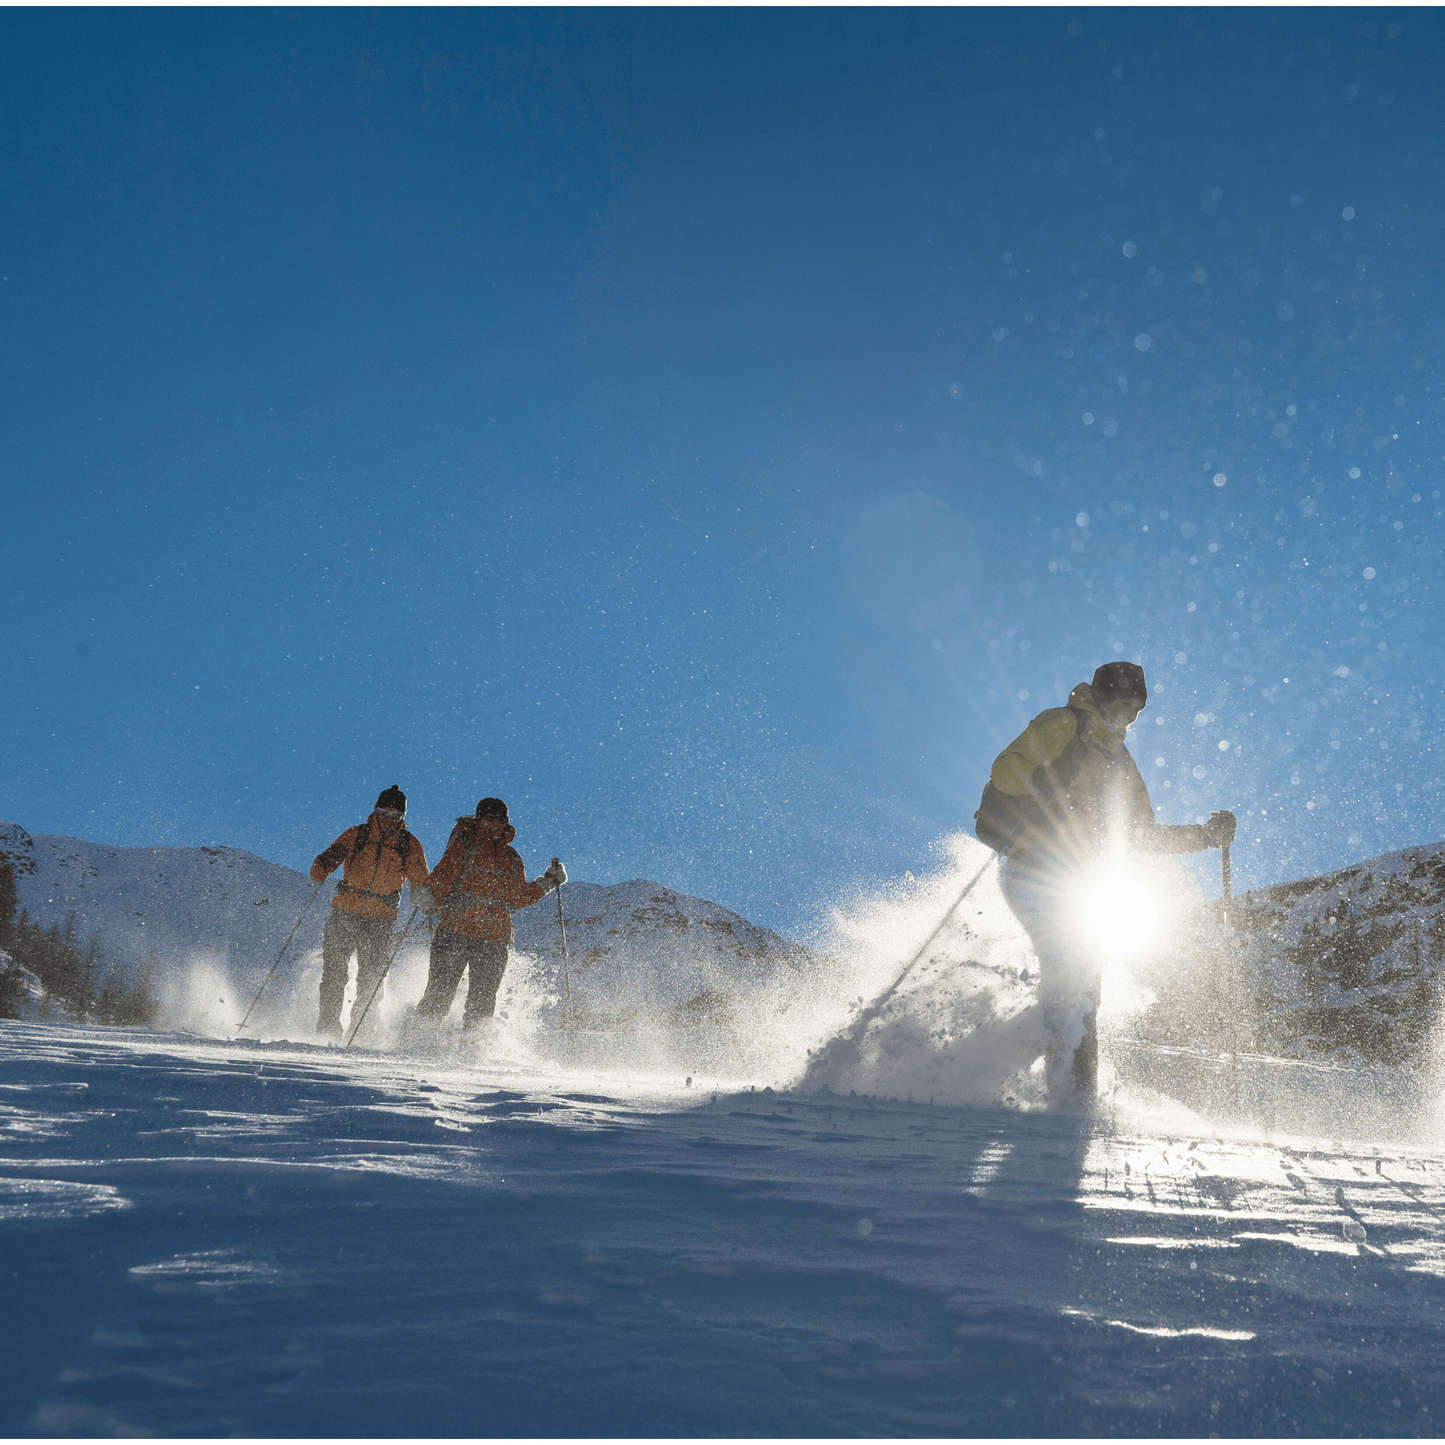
[237,880,324,1034]
[1220,840,1243,1110]
[345,907,419,1049]
[831,855,997,1069]
[553,859,576,1055]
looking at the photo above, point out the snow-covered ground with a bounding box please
[3,1017,1445,1437]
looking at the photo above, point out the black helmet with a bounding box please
[475,797,510,822]
[1091,661,1147,709]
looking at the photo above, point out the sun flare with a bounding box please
[1080,868,1161,957]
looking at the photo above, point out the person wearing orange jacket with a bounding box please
[310,784,431,1039]
[414,796,565,1032]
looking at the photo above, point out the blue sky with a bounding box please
[3,8,1442,935]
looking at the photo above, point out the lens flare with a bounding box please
[1080,869,1160,956]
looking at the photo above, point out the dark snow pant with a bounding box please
[317,910,393,1032]
[415,930,509,1029]
[1002,855,1103,1107]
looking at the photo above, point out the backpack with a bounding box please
[974,781,1045,854]
[973,703,1092,854]
[350,818,413,867]
[332,817,416,906]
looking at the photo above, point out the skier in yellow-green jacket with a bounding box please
[975,662,1234,1109]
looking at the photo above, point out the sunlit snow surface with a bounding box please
[3,1019,1445,1437]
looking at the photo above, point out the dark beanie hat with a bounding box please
[475,797,509,822]
[1091,661,1148,708]
[375,784,407,814]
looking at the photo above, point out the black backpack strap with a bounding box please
[351,819,412,865]
[1046,705,1095,790]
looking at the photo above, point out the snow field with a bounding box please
[3,1018,1445,1436]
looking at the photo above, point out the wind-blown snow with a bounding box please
[800,837,1043,1108]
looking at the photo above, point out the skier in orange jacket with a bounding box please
[310,784,430,1038]
[414,796,564,1032]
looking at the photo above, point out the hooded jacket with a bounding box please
[986,682,1210,869]
[311,810,430,920]
[427,817,548,944]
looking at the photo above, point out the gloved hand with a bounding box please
[542,858,567,891]
[1204,810,1236,847]
[412,884,437,917]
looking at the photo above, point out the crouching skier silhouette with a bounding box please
[410,797,565,1041]
[975,662,1234,1110]
[310,784,431,1041]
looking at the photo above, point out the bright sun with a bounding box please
[1079,868,1161,957]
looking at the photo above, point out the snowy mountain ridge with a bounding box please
[0,820,325,981]
[1230,839,1445,1066]
[511,877,818,1030]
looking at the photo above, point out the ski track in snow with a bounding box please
[3,1020,1445,1436]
